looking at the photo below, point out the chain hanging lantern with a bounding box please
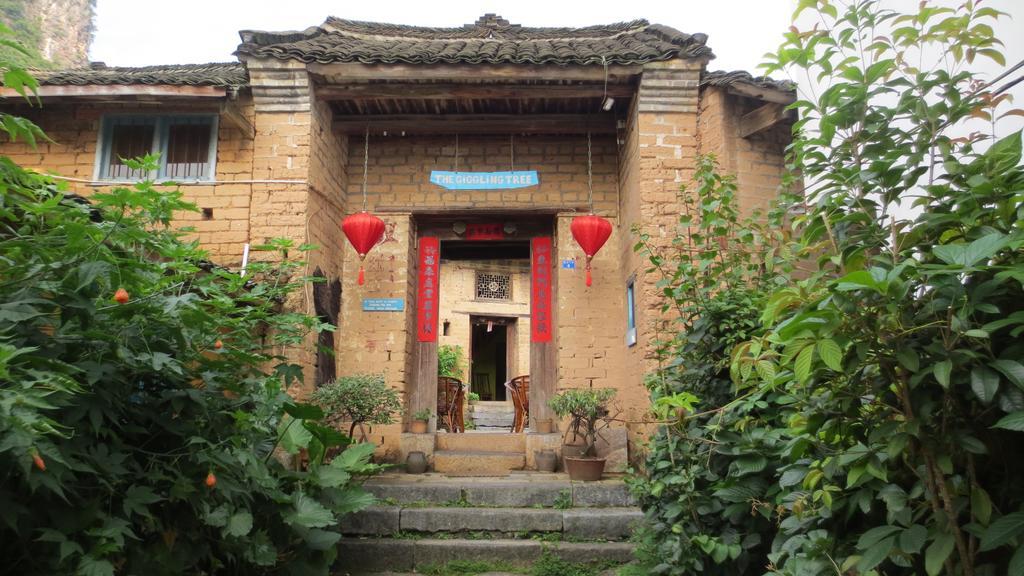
[342,128,386,285]
[570,132,613,287]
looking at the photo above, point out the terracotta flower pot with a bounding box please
[563,456,606,481]
[535,449,558,473]
[410,420,429,434]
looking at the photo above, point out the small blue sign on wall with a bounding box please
[561,259,577,270]
[362,298,405,312]
[430,170,539,190]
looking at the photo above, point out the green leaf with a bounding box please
[205,504,230,528]
[317,465,351,488]
[971,366,1000,404]
[897,349,920,373]
[817,339,843,371]
[1009,545,1024,576]
[794,345,814,383]
[284,402,324,420]
[900,525,927,553]
[302,528,342,551]
[992,359,1024,389]
[733,455,767,476]
[993,412,1024,431]
[226,511,253,537]
[972,486,993,526]
[332,441,378,471]
[933,233,1006,267]
[122,485,161,519]
[279,415,313,454]
[934,360,952,389]
[77,556,115,576]
[857,525,902,550]
[925,534,955,576]
[285,494,335,529]
[980,511,1024,551]
[857,536,894,572]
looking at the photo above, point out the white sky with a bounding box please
[90,0,1022,134]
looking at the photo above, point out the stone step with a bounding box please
[364,476,637,508]
[340,505,642,539]
[335,538,635,574]
[435,432,525,453]
[433,450,525,475]
[469,418,515,428]
[469,405,515,413]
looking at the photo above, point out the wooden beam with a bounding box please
[219,100,255,139]
[738,102,794,138]
[0,84,227,99]
[316,83,634,101]
[309,62,642,83]
[725,81,796,105]
[333,114,616,135]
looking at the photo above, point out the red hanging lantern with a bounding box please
[570,214,613,287]
[342,211,386,285]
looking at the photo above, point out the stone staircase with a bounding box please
[467,400,516,431]
[335,474,642,575]
[434,431,526,475]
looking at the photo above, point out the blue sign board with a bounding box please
[362,298,405,312]
[429,170,539,190]
[561,259,577,270]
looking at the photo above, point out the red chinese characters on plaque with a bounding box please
[531,237,553,342]
[464,223,505,241]
[416,237,441,342]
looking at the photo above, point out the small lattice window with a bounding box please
[476,272,511,300]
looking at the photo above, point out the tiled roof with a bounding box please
[701,69,795,93]
[237,14,713,65]
[34,62,249,88]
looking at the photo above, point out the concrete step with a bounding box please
[433,450,525,475]
[340,505,642,539]
[436,432,525,453]
[363,475,637,508]
[335,538,635,574]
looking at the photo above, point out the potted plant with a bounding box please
[410,408,432,434]
[548,388,616,481]
[309,373,401,442]
[467,391,480,405]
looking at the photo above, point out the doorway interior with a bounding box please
[469,316,519,401]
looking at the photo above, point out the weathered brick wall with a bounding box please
[0,98,257,264]
[345,134,619,214]
[436,259,532,389]
[697,86,791,217]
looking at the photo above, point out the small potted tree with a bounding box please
[310,373,401,442]
[548,388,616,481]
[410,408,432,434]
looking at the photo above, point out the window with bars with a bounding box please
[96,115,217,181]
[475,272,512,300]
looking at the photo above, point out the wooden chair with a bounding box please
[437,376,466,433]
[505,375,530,433]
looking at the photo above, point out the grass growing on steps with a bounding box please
[418,559,518,575]
[415,553,634,576]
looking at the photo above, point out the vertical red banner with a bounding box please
[416,237,441,342]
[531,237,553,342]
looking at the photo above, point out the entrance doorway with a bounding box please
[469,316,518,401]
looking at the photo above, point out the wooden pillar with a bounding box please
[412,236,440,431]
[529,236,556,426]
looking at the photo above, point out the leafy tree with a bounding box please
[310,374,402,440]
[632,1,1024,575]
[0,31,381,576]
[438,344,465,379]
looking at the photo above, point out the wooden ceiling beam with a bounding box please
[725,81,796,105]
[309,62,642,83]
[333,114,617,135]
[316,83,635,101]
[738,102,795,138]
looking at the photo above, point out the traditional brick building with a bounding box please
[0,14,794,471]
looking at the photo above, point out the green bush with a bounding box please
[0,44,382,575]
[310,373,401,440]
[438,344,465,379]
[548,388,615,457]
[631,2,1024,575]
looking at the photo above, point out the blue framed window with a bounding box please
[96,115,218,181]
[626,277,637,347]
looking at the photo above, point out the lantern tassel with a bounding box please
[358,265,365,286]
[585,256,593,287]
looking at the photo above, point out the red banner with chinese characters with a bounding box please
[531,237,553,342]
[416,237,441,342]
[464,223,505,240]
